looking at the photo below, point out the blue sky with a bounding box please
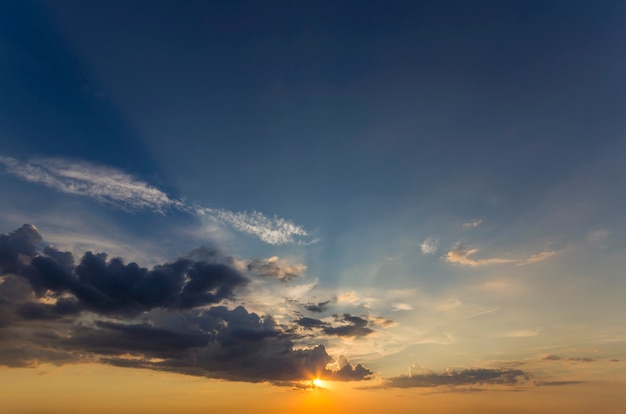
[1,0,626,403]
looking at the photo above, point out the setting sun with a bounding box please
[313,379,324,388]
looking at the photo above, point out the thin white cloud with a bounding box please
[519,250,558,265]
[0,156,178,212]
[198,208,312,245]
[420,236,438,255]
[445,244,558,267]
[1,156,314,245]
[463,219,483,228]
[392,303,413,311]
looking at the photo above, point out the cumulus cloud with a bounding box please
[0,156,315,245]
[420,236,438,255]
[444,244,558,267]
[0,225,370,383]
[329,355,373,381]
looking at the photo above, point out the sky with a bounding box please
[1,0,626,412]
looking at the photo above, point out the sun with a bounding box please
[312,378,324,388]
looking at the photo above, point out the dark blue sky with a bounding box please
[3,0,626,275]
[3,3,624,207]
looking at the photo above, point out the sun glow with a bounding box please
[313,378,324,388]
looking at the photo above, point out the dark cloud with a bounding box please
[0,224,42,274]
[534,380,583,386]
[303,300,333,313]
[295,313,374,338]
[324,314,373,338]
[2,227,248,315]
[0,225,373,384]
[296,316,328,329]
[380,368,529,388]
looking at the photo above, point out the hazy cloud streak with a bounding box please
[445,244,558,267]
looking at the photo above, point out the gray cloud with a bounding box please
[246,256,306,282]
[379,368,529,389]
[539,354,594,362]
[0,225,370,383]
[303,300,333,313]
[295,313,374,338]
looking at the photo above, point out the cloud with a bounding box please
[303,300,333,313]
[379,367,529,389]
[539,354,594,362]
[534,380,584,386]
[328,355,373,381]
[520,250,558,265]
[0,225,370,383]
[445,244,516,266]
[368,315,396,328]
[463,219,483,228]
[499,329,540,338]
[392,303,413,311]
[420,236,438,255]
[586,229,610,243]
[197,208,313,245]
[246,256,307,282]
[0,156,315,245]
[0,156,178,212]
[444,244,558,267]
[295,313,375,338]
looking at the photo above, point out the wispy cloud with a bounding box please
[420,236,438,255]
[0,156,314,245]
[445,244,558,267]
[197,208,313,245]
[0,156,178,212]
[586,229,610,244]
[520,250,558,265]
